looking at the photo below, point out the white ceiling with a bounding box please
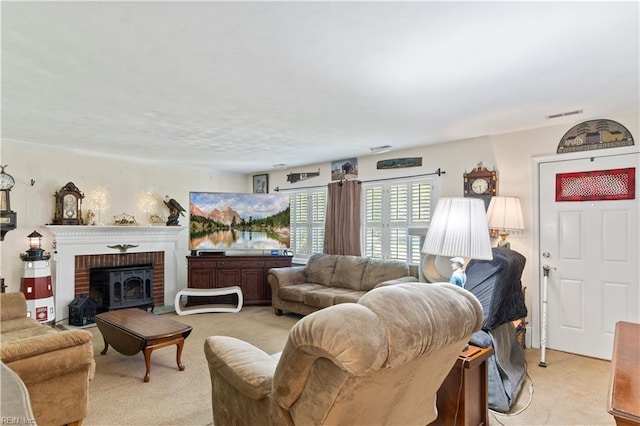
[2,1,639,174]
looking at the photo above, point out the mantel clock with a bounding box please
[463,162,497,209]
[52,182,85,225]
[0,165,17,240]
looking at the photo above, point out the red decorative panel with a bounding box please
[556,168,635,202]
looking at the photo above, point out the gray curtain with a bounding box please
[323,180,362,256]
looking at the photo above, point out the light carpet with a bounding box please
[84,306,298,425]
[82,306,615,425]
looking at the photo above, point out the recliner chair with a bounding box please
[466,247,528,412]
[204,282,483,426]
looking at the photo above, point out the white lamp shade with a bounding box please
[422,197,493,260]
[487,196,525,231]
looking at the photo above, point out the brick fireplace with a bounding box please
[45,225,186,324]
[75,252,164,308]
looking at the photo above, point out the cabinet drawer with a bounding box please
[188,260,216,269]
[266,259,292,268]
[217,260,265,268]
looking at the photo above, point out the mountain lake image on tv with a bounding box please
[189,192,290,252]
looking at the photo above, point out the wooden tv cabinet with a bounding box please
[186,255,292,306]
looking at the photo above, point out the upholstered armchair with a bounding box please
[204,282,483,425]
[0,292,95,426]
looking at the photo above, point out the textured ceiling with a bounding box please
[2,1,639,174]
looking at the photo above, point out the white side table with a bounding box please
[174,286,243,315]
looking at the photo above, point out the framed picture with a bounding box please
[331,158,358,181]
[253,174,268,193]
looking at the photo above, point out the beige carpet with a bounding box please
[84,307,298,425]
[492,349,615,426]
[83,307,615,425]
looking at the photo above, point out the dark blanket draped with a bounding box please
[466,248,527,331]
[466,248,528,412]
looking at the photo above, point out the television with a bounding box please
[189,192,290,252]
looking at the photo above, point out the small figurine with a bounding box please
[86,209,96,226]
[449,257,467,288]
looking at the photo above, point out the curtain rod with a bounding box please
[274,168,445,192]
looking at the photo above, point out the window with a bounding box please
[286,176,438,265]
[362,177,437,264]
[289,189,327,261]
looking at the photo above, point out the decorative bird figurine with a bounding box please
[107,244,139,253]
[164,196,186,226]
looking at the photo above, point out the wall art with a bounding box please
[253,174,268,193]
[376,157,422,169]
[287,169,320,184]
[557,119,634,153]
[331,158,358,181]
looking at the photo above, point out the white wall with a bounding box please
[0,142,247,296]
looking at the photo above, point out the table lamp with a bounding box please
[422,197,493,275]
[486,196,525,250]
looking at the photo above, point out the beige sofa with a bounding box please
[267,253,417,316]
[205,282,483,425]
[0,292,95,426]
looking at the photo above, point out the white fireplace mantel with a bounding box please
[45,225,186,322]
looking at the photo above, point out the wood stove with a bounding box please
[90,264,154,312]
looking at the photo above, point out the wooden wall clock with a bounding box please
[463,162,497,209]
[52,182,84,225]
[0,165,17,240]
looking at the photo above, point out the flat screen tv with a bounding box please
[189,192,290,252]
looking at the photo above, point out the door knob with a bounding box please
[542,252,551,258]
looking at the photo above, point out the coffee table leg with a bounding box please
[100,337,110,355]
[176,338,186,371]
[142,346,153,383]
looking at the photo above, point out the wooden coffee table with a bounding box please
[95,308,193,382]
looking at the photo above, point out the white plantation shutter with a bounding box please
[365,228,383,258]
[412,182,431,221]
[291,193,308,256]
[364,186,384,258]
[389,184,408,222]
[293,227,308,256]
[388,228,408,260]
[388,183,409,260]
[362,178,436,264]
[311,228,324,254]
[409,182,432,264]
[311,191,326,254]
[289,189,326,261]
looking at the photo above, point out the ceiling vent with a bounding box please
[370,145,392,154]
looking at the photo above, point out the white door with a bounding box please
[539,151,639,360]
